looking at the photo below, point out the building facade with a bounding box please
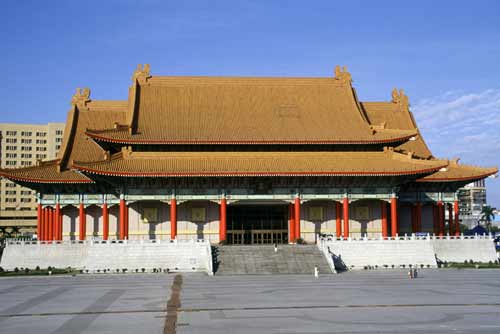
[457,180,487,228]
[0,123,64,232]
[0,65,497,243]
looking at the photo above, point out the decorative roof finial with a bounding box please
[71,87,91,108]
[391,88,410,110]
[132,64,151,84]
[334,65,352,85]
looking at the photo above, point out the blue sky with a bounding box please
[1,0,499,206]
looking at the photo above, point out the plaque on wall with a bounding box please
[354,206,369,220]
[309,206,324,221]
[142,207,158,224]
[191,207,206,222]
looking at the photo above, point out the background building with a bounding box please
[457,180,487,228]
[0,123,64,233]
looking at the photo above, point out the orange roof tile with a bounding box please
[416,160,498,182]
[72,149,447,177]
[0,160,92,184]
[86,76,417,144]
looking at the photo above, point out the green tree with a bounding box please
[480,205,496,232]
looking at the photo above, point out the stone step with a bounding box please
[214,245,333,275]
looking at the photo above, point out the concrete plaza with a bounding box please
[0,270,499,333]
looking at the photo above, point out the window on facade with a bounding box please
[5,161,16,166]
[20,198,32,203]
[36,153,47,159]
[36,147,47,152]
[21,153,32,158]
[6,153,17,158]
[20,190,32,195]
[56,145,61,150]
[6,146,17,150]
[55,137,62,143]
[5,198,16,202]
[36,139,47,144]
[6,131,17,136]
[5,207,16,211]
[6,138,17,143]
[36,132,47,137]
[21,161,32,166]
[5,190,16,195]
[21,146,32,151]
[56,130,63,135]
[21,131,32,136]
[21,139,32,144]
[20,207,32,211]
[5,183,16,188]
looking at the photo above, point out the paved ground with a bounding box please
[1,270,500,333]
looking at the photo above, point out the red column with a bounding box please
[437,201,444,237]
[336,202,342,238]
[170,199,177,240]
[48,207,53,241]
[432,204,438,235]
[342,197,349,239]
[79,203,86,241]
[454,200,460,236]
[37,204,42,240]
[55,203,61,241]
[119,199,125,240]
[58,205,63,240]
[294,198,301,241]
[102,203,109,240]
[448,204,454,235]
[416,202,422,233]
[381,201,388,238]
[125,205,129,240]
[43,207,48,241]
[391,197,398,237]
[289,203,295,242]
[219,198,226,242]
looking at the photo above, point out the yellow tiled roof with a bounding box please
[417,160,498,182]
[0,160,92,184]
[72,149,446,177]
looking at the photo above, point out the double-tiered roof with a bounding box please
[1,65,496,187]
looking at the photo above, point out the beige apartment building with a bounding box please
[0,123,64,233]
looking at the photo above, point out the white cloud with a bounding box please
[411,88,500,207]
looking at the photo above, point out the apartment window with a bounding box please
[6,138,17,143]
[21,131,32,136]
[56,130,63,135]
[21,153,32,158]
[5,183,16,188]
[36,154,47,159]
[5,190,16,195]
[36,147,47,152]
[5,198,16,202]
[5,207,16,211]
[21,161,32,166]
[21,139,32,144]
[20,190,32,195]
[6,153,17,158]
[36,132,47,137]
[6,131,17,136]
[21,146,32,151]
[36,139,47,144]
[20,198,32,203]
[55,137,62,143]
[5,161,16,166]
[20,207,32,211]
[55,145,61,150]
[6,146,17,150]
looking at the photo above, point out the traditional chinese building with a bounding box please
[0,65,497,244]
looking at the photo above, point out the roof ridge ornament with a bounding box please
[391,88,410,110]
[132,64,151,84]
[334,65,352,85]
[71,87,91,109]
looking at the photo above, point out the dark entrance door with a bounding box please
[227,205,288,245]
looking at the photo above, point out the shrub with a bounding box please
[0,267,4,273]
[14,267,19,273]
[296,238,306,245]
[36,266,40,271]
[141,268,145,273]
[24,268,30,273]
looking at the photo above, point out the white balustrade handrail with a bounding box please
[319,233,494,242]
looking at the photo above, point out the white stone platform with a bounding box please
[318,234,498,271]
[0,239,213,275]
